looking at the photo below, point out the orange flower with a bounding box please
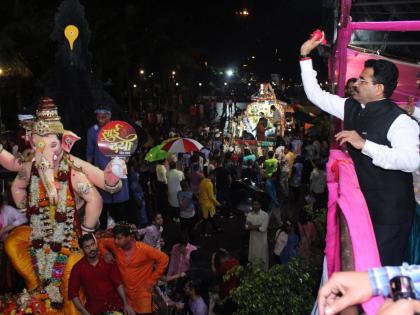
[60,247,71,256]
[44,247,50,254]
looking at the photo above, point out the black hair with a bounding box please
[346,77,357,87]
[78,233,96,248]
[178,231,189,246]
[151,212,162,222]
[213,248,230,272]
[169,161,177,169]
[267,150,274,158]
[112,223,135,237]
[364,59,399,98]
[185,279,201,292]
[180,180,189,191]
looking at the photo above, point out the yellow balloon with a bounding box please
[64,25,79,50]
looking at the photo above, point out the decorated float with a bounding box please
[227,83,293,155]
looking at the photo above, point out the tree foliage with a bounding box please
[230,258,321,315]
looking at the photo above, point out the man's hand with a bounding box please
[300,31,325,56]
[377,299,420,315]
[245,224,261,231]
[123,303,136,315]
[103,251,115,264]
[318,271,373,315]
[335,130,366,150]
[401,96,415,115]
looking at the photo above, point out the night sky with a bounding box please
[1,0,328,81]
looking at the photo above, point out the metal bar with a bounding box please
[351,41,420,45]
[352,20,420,31]
[353,0,420,6]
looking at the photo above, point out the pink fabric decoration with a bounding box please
[326,150,383,315]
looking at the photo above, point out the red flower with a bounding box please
[56,171,69,182]
[32,239,44,249]
[28,206,39,215]
[50,242,62,253]
[55,212,67,222]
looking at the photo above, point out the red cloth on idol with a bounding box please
[68,255,124,315]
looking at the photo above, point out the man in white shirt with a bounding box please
[270,105,281,136]
[245,199,269,271]
[167,161,185,223]
[300,33,420,266]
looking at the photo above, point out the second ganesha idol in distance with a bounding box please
[97,120,138,178]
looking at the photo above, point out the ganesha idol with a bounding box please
[0,97,124,314]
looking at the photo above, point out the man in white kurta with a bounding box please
[245,199,269,271]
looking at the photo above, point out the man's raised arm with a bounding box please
[300,32,346,120]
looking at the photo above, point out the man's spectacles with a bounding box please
[356,77,380,85]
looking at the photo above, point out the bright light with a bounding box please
[133,84,137,88]
[248,83,251,86]
[139,69,145,75]
[251,56,255,59]
[0,68,3,75]
[238,8,249,16]
[224,82,228,86]
[172,70,176,76]
[175,82,179,86]
[198,82,202,86]
[226,69,234,77]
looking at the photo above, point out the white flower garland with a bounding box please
[28,158,77,306]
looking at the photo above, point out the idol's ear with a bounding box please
[62,130,81,153]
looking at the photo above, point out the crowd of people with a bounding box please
[0,87,331,315]
[1,32,420,315]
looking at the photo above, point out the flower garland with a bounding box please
[28,157,77,308]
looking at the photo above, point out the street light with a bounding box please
[224,82,228,86]
[198,82,202,86]
[175,82,179,86]
[133,84,137,88]
[237,8,249,16]
[0,68,3,75]
[172,70,176,76]
[139,69,145,75]
[226,69,234,77]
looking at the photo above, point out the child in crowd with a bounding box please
[178,180,197,240]
[138,212,164,249]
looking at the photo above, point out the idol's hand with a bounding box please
[300,31,325,56]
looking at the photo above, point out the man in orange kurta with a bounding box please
[98,224,169,314]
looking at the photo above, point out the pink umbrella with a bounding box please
[161,137,203,153]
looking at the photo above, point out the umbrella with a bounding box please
[144,144,171,162]
[161,137,203,153]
